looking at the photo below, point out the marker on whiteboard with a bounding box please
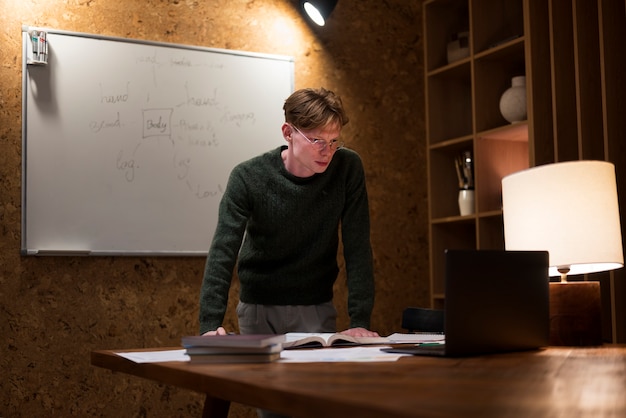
[28,29,48,65]
[30,31,39,61]
[39,31,48,63]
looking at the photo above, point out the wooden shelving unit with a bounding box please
[424,0,534,309]
[423,0,626,342]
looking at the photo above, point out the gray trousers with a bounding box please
[237,301,337,335]
[236,301,337,418]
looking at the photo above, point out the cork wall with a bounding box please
[0,0,428,416]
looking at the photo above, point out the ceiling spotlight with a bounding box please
[301,0,338,26]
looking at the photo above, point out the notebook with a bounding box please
[384,249,549,357]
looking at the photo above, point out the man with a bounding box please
[199,87,378,340]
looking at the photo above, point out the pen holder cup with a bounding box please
[458,189,475,216]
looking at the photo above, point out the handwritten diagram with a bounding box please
[23,28,293,254]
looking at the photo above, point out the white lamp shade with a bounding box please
[502,160,624,277]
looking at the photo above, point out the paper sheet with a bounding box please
[279,346,410,362]
[387,333,445,343]
[115,346,409,363]
[117,349,189,363]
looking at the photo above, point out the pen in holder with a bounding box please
[455,151,474,216]
[27,30,48,65]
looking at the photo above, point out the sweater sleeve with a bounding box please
[198,167,250,334]
[340,152,375,329]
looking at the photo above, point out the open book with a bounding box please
[282,332,445,349]
[283,332,390,349]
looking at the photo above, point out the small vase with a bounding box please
[458,189,475,216]
[499,76,527,123]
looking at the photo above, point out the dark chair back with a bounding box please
[402,307,444,333]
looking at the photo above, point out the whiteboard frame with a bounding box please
[21,25,295,256]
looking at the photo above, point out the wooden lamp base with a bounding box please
[549,281,602,346]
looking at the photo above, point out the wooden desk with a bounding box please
[92,346,626,417]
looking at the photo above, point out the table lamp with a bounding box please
[502,160,624,345]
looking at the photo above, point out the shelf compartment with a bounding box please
[428,137,474,219]
[424,0,469,72]
[477,213,505,250]
[550,0,578,162]
[471,0,524,55]
[473,40,526,133]
[475,124,529,213]
[426,61,473,144]
[430,220,477,295]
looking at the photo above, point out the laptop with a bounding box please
[384,249,549,357]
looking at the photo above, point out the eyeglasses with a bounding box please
[291,124,344,152]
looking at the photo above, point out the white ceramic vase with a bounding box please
[458,189,475,216]
[499,76,527,123]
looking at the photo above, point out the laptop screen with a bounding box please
[444,250,549,356]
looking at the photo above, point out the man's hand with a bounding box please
[202,326,228,336]
[339,327,380,337]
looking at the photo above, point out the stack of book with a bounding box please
[182,334,286,364]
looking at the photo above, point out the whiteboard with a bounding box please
[21,27,294,255]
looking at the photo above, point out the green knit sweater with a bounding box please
[199,146,375,334]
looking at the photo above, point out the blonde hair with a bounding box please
[283,87,349,130]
